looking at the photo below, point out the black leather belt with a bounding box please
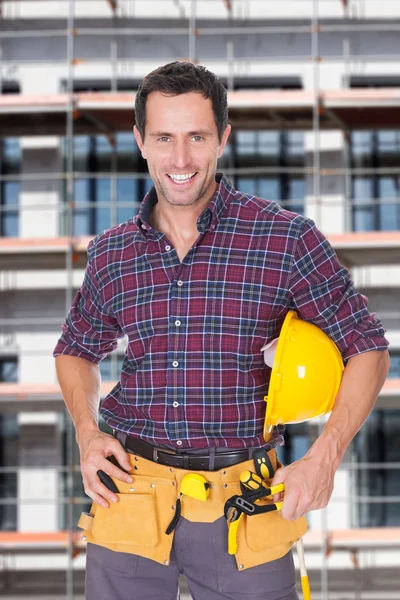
[114,431,252,471]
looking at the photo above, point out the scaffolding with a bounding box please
[0,1,400,599]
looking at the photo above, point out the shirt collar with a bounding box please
[135,172,236,237]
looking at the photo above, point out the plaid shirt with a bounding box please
[53,173,388,450]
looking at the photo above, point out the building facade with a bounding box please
[0,1,399,598]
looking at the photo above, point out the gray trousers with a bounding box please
[85,516,298,600]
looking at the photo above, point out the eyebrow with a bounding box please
[148,130,213,137]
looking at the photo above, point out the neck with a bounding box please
[150,180,218,240]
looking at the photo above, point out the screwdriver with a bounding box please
[239,470,284,509]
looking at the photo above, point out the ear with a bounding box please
[133,125,147,159]
[217,124,232,159]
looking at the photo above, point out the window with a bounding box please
[99,353,125,381]
[0,357,18,531]
[0,138,20,237]
[277,423,309,465]
[388,351,400,378]
[234,131,305,215]
[354,410,400,527]
[351,131,400,232]
[62,132,150,236]
[0,357,18,382]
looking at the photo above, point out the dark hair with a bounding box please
[135,61,228,142]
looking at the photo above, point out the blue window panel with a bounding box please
[284,178,305,215]
[0,359,18,383]
[354,178,373,201]
[100,354,124,381]
[73,179,90,236]
[352,132,373,167]
[258,132,280,156]
[72,136,90,172]
[95,178,111,233]
[236,178,280,200]
[287,131,305,156]
[99,359,111,381]
[3,138,21,173]
[355,410,400,527]
[276,424,308,465]
[377,131,400,153]
[378,177,400,231]
[353,178,374,232]
[143,177,154,195]
[388,353,400,378]
[258,179,280,201]
[117,178,136,224]
[2,181,19,237]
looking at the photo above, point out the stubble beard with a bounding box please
[153,169,215,208]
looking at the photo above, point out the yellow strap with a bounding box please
[228,513,243,555]
[301,575,312,600]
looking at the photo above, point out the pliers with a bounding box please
[224,471,285,555]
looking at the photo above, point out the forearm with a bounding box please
[307,349,390,470]
[55,354,102,443]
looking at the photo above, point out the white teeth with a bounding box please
[168,173,195,183]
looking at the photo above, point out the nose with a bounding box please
[171,139,191,171]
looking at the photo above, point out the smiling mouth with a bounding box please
[167,173,197,185]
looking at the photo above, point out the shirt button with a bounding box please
[176,440,183,446]
[177,280,184,287]
[172,361,179,367]
[165,245,171,251]
[172,401,179,408]
[175,320,181,327]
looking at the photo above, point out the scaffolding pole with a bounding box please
[312,9,329,600]
[66,1,75,599]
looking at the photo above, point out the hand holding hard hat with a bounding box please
[261,310,345,521]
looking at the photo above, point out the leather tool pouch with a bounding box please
[223,466,308,570]
[78,451,307,570]
[78,458,178,566]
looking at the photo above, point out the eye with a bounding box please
[158,136,170,142]
[191,136,203,142]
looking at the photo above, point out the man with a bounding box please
[54,61,389,600]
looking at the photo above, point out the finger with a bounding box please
[271,471,285,504]
[88,480,119,506]
[272,491,283,503]
[86,489,111,509]
[101,461,133,484]
[110,441,133,473]
[281,490,300,521]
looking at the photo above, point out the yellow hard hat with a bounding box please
[262,310,344,438]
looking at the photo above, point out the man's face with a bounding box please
[134,91,231,208]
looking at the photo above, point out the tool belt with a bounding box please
[78,443,307,570]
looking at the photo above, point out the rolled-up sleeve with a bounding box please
[53,240,124,364]
[288,218,389,361]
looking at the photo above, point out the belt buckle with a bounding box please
[153,446,159,463]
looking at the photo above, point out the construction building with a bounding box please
[0,0,399,598]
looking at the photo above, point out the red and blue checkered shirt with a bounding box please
[53,174,389,449]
